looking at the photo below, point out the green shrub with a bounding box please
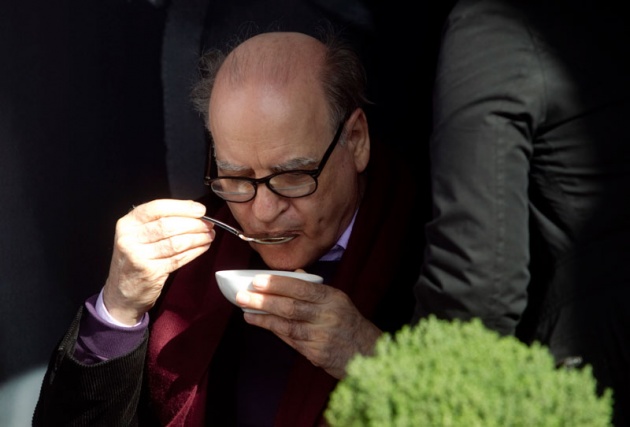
[325,316,612,427]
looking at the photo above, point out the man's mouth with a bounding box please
[246,227,300,238]
[243,231,297,245]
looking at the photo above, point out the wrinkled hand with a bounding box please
[103,199,215,325]
[236,273,382,379]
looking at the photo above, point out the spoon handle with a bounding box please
[201,215,242,237]
[200,215,295,245]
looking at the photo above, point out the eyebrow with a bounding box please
[215,156,319,174]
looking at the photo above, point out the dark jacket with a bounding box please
[413,0,630,424]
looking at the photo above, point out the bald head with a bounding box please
[216,32,326,93]
[209,32,331,134]
[190,30,369,132]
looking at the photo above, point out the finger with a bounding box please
[130,199,206,223]
[165,244,212,273]
[137,241,212,278]
[269,319,327,347]
[251,274,329,303]
[135,216,215,244]
[246,312,318,341]
[237,290,319,321]
[147,231,215,260]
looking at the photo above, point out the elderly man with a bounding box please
[34,31,426,426]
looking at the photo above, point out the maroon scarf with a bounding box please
[146,144,424,426]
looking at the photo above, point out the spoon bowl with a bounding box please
[201,215,296,245]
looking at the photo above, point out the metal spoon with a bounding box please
[201,215,296,245]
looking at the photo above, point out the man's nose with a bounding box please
[250,184,289,223]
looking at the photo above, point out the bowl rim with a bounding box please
[215,269,323,283]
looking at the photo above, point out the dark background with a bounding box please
[0,0,169,386]
[0,0,453,389]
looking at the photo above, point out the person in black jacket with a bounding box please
[413,0,630,424]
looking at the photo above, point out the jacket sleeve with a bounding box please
[413,0,544,335]
[33,306,148,427]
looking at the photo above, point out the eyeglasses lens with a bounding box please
[210,172,317,202]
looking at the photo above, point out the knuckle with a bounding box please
[155,239,176,257]
[286,299,311,319]
[286,322,309,340]
[168,235,186,253]
[115,217,127,231]
[126,252,150,273]
[114,234,127,250]
[154,217,170,236]
[167,256,181,273]
[116,236,140,258]
[304,283,333,303]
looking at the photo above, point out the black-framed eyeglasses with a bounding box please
[204,120,346,203]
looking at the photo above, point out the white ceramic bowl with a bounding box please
[215,269,324,313]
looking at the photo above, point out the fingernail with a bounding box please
[192,202,206,216]
[236,291,250,305]
[252,275,270,289]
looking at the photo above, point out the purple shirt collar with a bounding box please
[319,210,357,261]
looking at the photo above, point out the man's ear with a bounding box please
[345,108,370,173]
